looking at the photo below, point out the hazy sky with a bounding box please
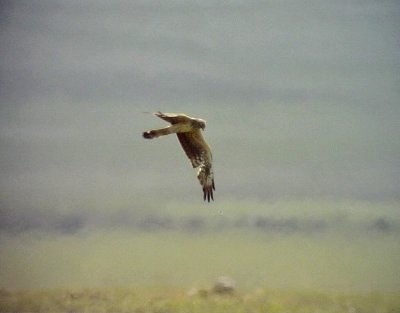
[1,0,399,219]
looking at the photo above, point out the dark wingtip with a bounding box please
[203,187,214,202]
[143,131,153,139]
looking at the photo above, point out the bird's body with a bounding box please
[143,112,215,202]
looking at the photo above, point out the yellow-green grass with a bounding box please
[1,287,399,313]
[1,230,399,292]
[1,200,399,312]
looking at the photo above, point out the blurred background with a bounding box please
[0,0,399,292]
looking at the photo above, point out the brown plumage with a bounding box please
[143,112,215,202]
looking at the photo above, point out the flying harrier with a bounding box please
[142,112,215,202]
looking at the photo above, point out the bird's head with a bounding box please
[195,119,206,130]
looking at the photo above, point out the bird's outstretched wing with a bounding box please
[177,130,215,202]
[154,111,190,124]
[142,112,215,202]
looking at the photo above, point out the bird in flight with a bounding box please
[143,112,215,202]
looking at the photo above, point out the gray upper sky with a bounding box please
[1,0,399,216]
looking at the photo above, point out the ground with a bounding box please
[1,287,399,313]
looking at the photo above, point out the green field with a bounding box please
[1,287,400,313]
[1,230,400,292]
[1,200,399,312]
